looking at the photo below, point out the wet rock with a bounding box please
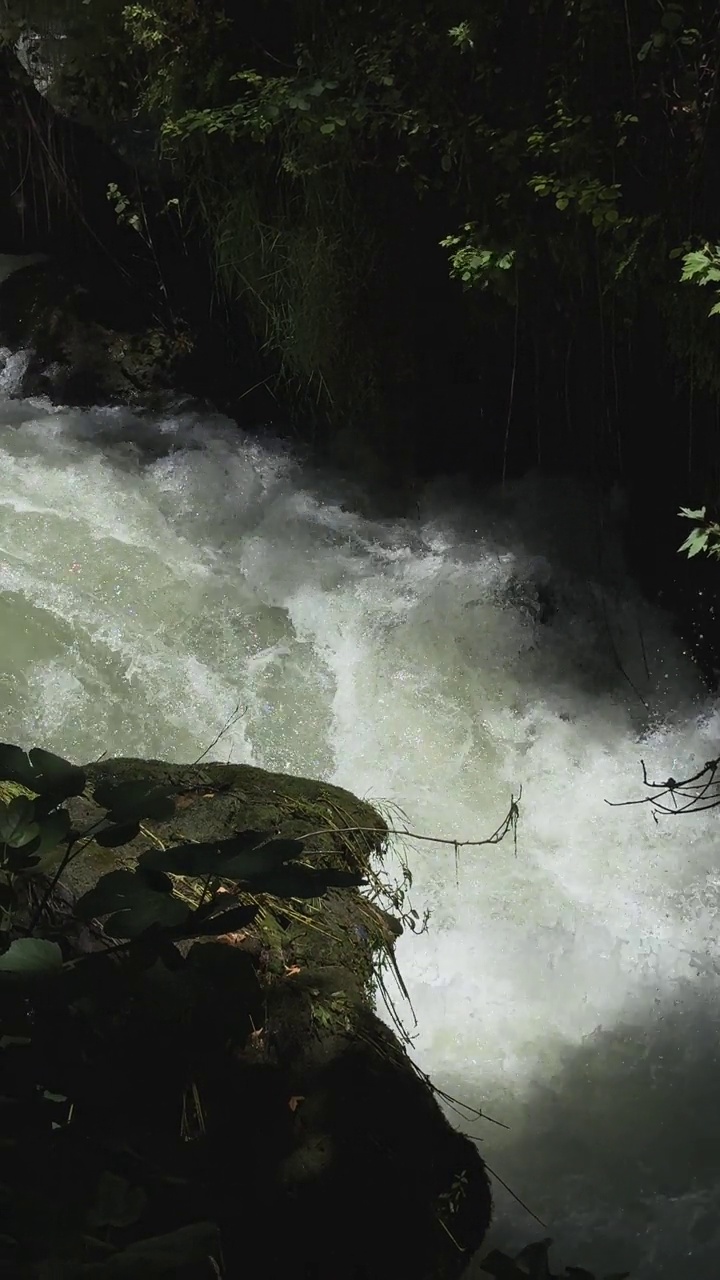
[0,257,193,408]
[53,757,493,1280]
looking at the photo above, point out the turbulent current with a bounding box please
[2,267,720,1275]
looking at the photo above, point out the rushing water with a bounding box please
[2,258,720,1276]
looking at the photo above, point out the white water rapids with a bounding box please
[2,260,720,1276]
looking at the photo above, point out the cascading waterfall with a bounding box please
[1,270,720,1275]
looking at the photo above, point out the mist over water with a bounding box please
[2,312,720,1274]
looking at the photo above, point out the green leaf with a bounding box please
[0,797,39,849]
[680,529,709,557]
[28,749,86,798]
[5,845,44,873]
[256,864,366,899]
[137,831,294,880]
[441,153,452,172]
[0,743,84,802]
[479,1248,526,1277]
[661,8,683,32]
[181,903,259,938]
[679,506,706,520]
[0,938,62,974]
[74,869,191,939]
[320,120,336,134]
[16,807,72,875]
[92,780,176,824]
[79,1221,221,1277]
[0,745,35,789]
[223,836,308,881]
[555,196,569,210]
[88,1171,147,1230]
[681,250,712,281]
[94,821,142,848]
[709,301,720,317]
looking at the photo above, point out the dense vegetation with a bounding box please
[2,0,720,495]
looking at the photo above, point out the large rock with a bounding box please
[0,257,192,407]
[48,758,493,1279]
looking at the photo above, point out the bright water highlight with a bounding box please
[1,315,719,1275]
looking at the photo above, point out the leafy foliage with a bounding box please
[2,0,716,431]
[677,504,720,559]
[4,0,720,492]
[481,1237,628,1279]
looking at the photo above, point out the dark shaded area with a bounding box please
[3,756,492,1279]
[459,981,720,1277]
[2,7,720,677]
[0,45,279,428]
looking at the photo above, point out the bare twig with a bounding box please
[300,788,522,860]
[606,756,720,815]
[192,704,246,766]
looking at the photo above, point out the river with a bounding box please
[1,258,720,1276]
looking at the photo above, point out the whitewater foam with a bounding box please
[0,377,718,1275]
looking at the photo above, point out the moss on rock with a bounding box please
[48,755,493,1279]
[0,259,191,406]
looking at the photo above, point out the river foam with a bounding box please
[1,318,719,1274]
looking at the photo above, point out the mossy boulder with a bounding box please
[39,757,491,1279]
[0,258,193,406]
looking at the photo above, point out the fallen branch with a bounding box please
[606,756,720,818]
[301,787,522,861]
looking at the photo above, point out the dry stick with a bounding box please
[298,790,521,859]
[21,96,133,286]
[600,593,648,711]
[638,616,651,683]
[502,277,520,488]
[192,703,245,766]
[606,757,720,813]
[483,1162,548,1229]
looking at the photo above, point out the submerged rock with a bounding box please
[51,757,493,1279]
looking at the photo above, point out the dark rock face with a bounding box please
[58,758,492,1280]
[0,258,192,407]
